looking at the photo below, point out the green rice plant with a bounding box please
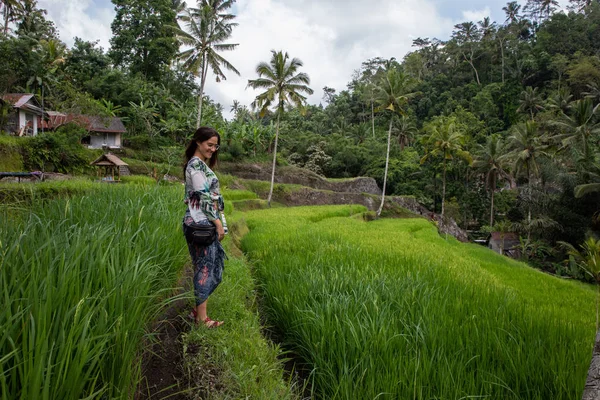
[241,205,596,399]
[221,189,258,201]
[0,184,188,399]
[120,175,157,185]
[0,179,98,204]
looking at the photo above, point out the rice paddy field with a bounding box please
[0,184,188,399]
[241,205,596,400]
[0,182,596,399]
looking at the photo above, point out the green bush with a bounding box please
[122,135,174,150]
[0,135,24,171]
[21,127,90,174]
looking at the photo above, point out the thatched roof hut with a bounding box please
[90,153,129,182]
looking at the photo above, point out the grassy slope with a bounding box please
[240,205,596,399]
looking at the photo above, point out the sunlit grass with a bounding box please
[241,205,596,399]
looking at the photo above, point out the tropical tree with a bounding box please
[473,135,510,227]
[551,98,600,155]
[503,1,522,24]
[574,160,600,198]
[517,86,545,120]
[247,50,313,206]
[109,0,178,81]
[393,115,417,151]
[372,67,417,217]
[502,120,550,239]
[452,21,482,85]
[421,116,472,219]
[177,0,239,128]
[2,0,23,35]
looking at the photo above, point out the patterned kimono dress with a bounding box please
[182,156,227,305]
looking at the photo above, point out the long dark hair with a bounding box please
[183,127,221,176]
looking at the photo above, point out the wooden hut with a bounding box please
[90,153,129,182]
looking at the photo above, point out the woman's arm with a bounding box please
[188,161,220,221]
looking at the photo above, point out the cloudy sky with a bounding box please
[38,0,567,118]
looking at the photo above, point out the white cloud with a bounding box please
[38,0,113,50]
[205,0,456,119]
[461,7,492,23]
[36,0,505,120]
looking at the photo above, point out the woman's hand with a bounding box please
[213,219,225,241]
[216,225,225,241]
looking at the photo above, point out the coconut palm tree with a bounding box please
[393,115,417,151]
[503,1,522,24]
[2,0,23,35]
[247,50,313,206]
[473,135,510,227]
[502,120,550,239]
[372,68,417,217]
[517,86,545,120]
[177,0,239,128]
[420,116,471,219]
[551,98,600,155]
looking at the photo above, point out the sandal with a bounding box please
[188,309,197,321]
[203,317,224,329]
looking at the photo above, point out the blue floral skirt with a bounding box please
[183,219,227,305]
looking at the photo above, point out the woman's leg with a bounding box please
[196,300,207,323]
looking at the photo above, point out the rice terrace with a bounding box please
[1,0,600,399]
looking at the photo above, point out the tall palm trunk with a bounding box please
[527,165,532,241]
[267,111,281,207]
[499,37,505,84]
[376,118,393,217]
[371,101,375,138]
[196,58,208,129]
[441,157,447,219]
[490,174,496,227]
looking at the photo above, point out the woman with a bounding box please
[182,126,227,328]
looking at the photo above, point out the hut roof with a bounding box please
[90,153,128,167]
[42,114,126,133]
[1,93,44,115]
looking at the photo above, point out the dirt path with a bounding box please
[136,271,192,400]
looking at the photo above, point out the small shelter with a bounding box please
[1,93,44,136]
[488,231,521,258]
[90,153,129,182]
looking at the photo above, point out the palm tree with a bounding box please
[517,86,545,120]
[503,1,522,24]
[2,0,23,35]
[473,135,510,227]
[574,160,600,198]
[177,0,239,128]
[393,115,417,151]
[478,17,496,39]
[546,88,573,115]
[372,68,417,217]
[420,116,471,219]
[502,120,549,239]
[551,98,600,155]
[247,50,313,206]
